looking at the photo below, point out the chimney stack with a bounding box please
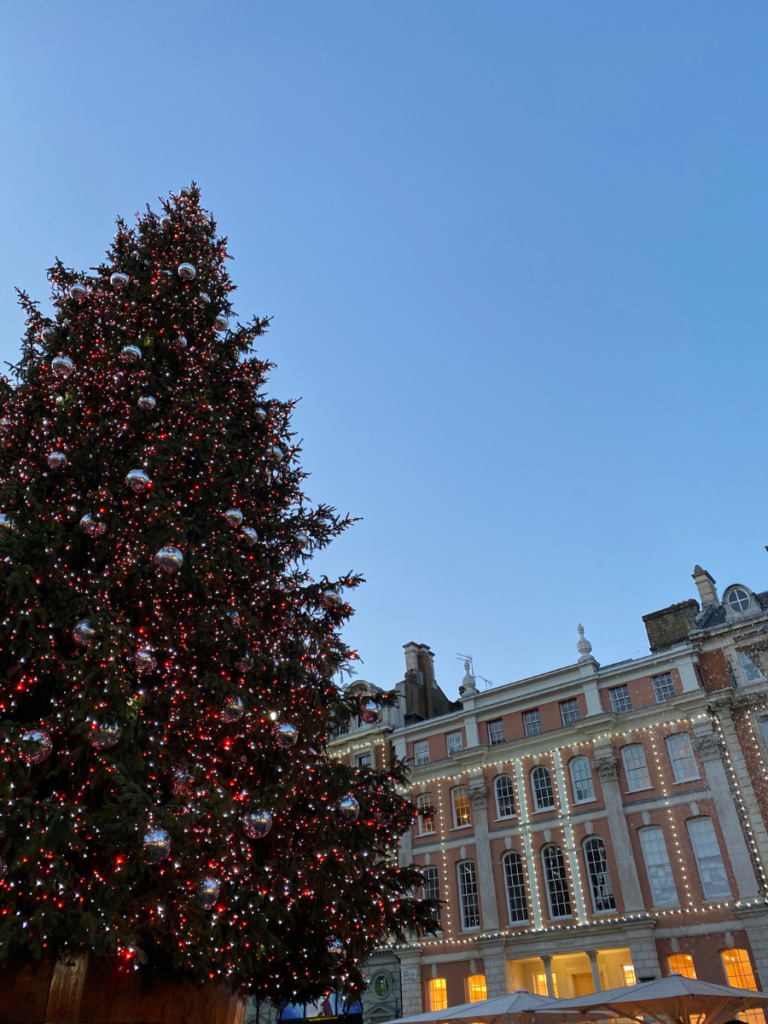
[692,565,719,609]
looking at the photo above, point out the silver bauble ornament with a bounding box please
[72,619,96,646]
[295,533,310,551]
[138,395,156,411]
[338,795,360,823]
[68,283,87,300]
[0,418,10,432]
[20,730,53,765]
[0,513,15,532]
[89,722,121,750]
[79,513,106,537]
[221,696,244,723]
[171,334,188,351]
[51,355,74,378]
[110,272,129,289]
[47,451,67,470]
[120,344,142,363]
[213,314,229,332]
[224,509,243,528]
[240,527,258,548]
[322,589,342,610]
[235,654,253,673]
[134,649,157,675]
[200,292,211,304]
[125,469,151,492]
[268,445,283,462]
[177,263,197,281]
[172,767,194,796]
[273,722,298,750]
[143,827,171,863]
[198,876,220,909]
[154,546,184,573]
[360,701,380,725]
[160,215,172,229]
[243,809,273,839]
[41,326,56,342]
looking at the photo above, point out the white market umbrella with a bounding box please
[382,988,581,1024]
[541,973,768,1024]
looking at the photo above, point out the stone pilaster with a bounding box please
[591,750,645,912]
[480,941,508,998]
[541,954,555,997]
[396,949,423,1016]
[468,779,500,931]
[625,922,662,981]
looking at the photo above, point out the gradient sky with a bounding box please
[2,2,767,699]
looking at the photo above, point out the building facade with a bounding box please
[330,560,768,1020]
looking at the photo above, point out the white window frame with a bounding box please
[665,733,699,783]
[523,709,542,737]
[560,698,581,726]
[569,756,596,803]
[487,719,505,746]
[541,843,572,919]
[421,865,440,924]
[652,672,676,703]
[583,836,616,913]
[687,817,731,899]
[457,859,480,930]
[452,785,471,828]
[416,792,435,835]
[494,774,516,819]
[621,744,652,792]
[357,751,372,768]
[413,740,429,766]
[639,826,678,906]
[446,730,463,755]
[608,684,632,713]
[531,765,555,811]
[502,850,528,923]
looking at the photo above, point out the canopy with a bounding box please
[381,988,581,1024]
[542,973,768,1024]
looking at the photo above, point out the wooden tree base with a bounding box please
[0,954,246,1024]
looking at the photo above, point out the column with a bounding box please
[587,950,601,992]
[481,941,508,998]
[468,778,500,931]
[541,954,555,998]
[691,725,760,898]
[591,749,645,912]
[397,950,424,1016]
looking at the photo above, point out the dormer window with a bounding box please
[727,588,751,613]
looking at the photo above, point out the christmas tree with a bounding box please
[0,186,436,1004]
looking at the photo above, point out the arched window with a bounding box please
[569,756,595,803]
[426,978,447,1011]
[494,775,516,819]
[541,843,572,919]
[416,793,435,835]
[667,953,696,978]
[638,826,678,906]
[583,836,615,912]
[531,766,555,811]
[502,850,529,923]
[452,786,471,828]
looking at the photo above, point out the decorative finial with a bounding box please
[459,659,478,696]
[577,623,593,662]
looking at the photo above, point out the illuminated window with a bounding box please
[542,844,572,919]
[569,756,595,802]
[414,740,429,766]
[622,744,651,791]
[457,860,480,929]
[531,766,555,811]
[666,734,699,783]
[668,954,696,978]
[721,949,758,991]
[533,973,558,997]
[452,786,471,828]
[502,850,529,923]
[622,965,637,986]
[426,978,448,1011]
[639,826,678,906]
[416,793,435,835]
[466,975,487,1002]
[687,817,730,899]
[583,836,615,912]
[494,774,516,818]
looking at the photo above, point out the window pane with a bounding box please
[503,852,529,923]
[668,954,696,979]
[584,837,616,912]
[639,827,678,905]
[466,975,487,1002]
[452,786,471,827]
[414,741,429,766]
[421,865,440,923]
[622,745,651,791]
[721,949,758,991]
[652,672,676,702]
[417,793,435,834]
[687,817,730,898]
[666,734,699,783]
[524,709,542,736]
[542,844,572,918]
[427,978,448,1011]
[570,757,595,802]
[739,651,763,682]
[622,966,637,986]
[487,719,505,746]
[609,685,632,713]
[532,767,555,810]
[458,860,480,929]
[494,775,516,818]
[560,699,580,726]
[447,730,463,755]
[357,752,372,768]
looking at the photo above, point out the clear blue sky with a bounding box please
[2,2,767,698]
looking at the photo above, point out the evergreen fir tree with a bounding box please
[0,186,435,1001]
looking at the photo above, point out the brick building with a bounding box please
[329,560,768,1023]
